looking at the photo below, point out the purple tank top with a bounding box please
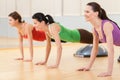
[96,20,120,46]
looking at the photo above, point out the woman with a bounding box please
[32,12,95,68]
[77,2,120,77]
[8,11,47,62]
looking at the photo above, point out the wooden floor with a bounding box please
[0,43,120,80]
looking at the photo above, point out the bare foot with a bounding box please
[15,58,23,60]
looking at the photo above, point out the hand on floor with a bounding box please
[77,66,90,71]
[15,58,23,60]
[47,65,58,69]
[97,72,112,77]
[23,59,32,62]
[35,61,46,65]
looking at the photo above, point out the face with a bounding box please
[84,5,98,21]
[8,17,18,26]
[32,19,44,30]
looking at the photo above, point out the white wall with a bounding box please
[16,0,31,17]
[63,0,81,16]
[0,0,120,17]
[0,0,6,17]
[81,0,120,15]
[0,0,16,17]
[6,0,16,16]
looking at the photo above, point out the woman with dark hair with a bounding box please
[8,11,47,62]
[118,56,120,62]
[32,12,95,68]
[77,2,120,77]
[8,11,68,62]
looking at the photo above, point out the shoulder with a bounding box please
[25,23,33,27]
[25,23,33,30]
[103,21,113,31]
[103,21,113,35]
[50,23,60,27]
[50,23,60,29]
[49,23,60,33]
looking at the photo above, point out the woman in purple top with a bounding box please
[77,2,120,77]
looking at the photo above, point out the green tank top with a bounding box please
[58,23,80,42]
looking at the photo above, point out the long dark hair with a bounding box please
[87,2,119,26]
[8,11,24,23]
[32,12,55,24]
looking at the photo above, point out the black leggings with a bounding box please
[51,38,66,43]
[77,29,93,44]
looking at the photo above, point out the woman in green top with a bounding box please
[32,12,93,68]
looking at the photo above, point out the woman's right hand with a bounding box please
[15,58,24,60]
[35,61,46,65]
[77,66,90,71]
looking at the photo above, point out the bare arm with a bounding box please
[87,29,99,69]
[17,32,24,60]
[78,28,99,71]
[35,33,51,65]
[26,24,34,61]
[98,22,114,77]
[49,23,62,68]
[44,33,51,63]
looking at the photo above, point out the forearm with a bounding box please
[45,44,51,62]
[107,45,114,73]
[108,52,114,74]
[19,42,24,58]
[88,46,98,68]
[29,41,33,60]
[88,37,99,68]
[56,46,62,66]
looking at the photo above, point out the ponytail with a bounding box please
[87,2,119,27]
[99,8,110,20]
[45,15,55,24]
[32,12,55,24]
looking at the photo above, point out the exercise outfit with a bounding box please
[95,20,120,46]
[49,23,93,44]
[22,27,46,41]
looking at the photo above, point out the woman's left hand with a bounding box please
[77,66,90,71]
[47,65,58,69]
[24,59,32,62]
[97,72,112,77]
